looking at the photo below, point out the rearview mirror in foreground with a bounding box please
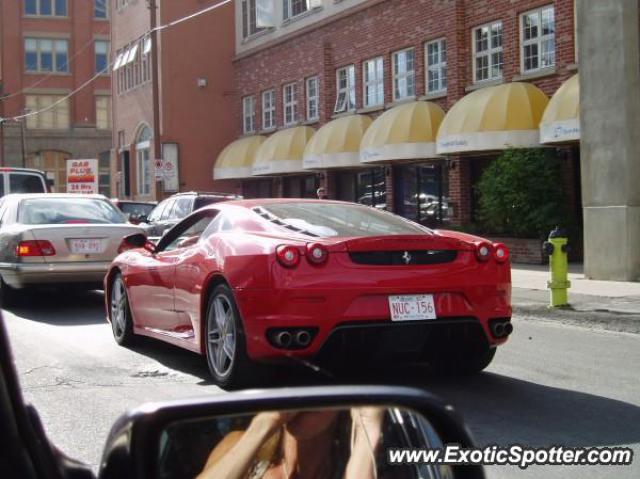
[99,386,483,479]
[118,233,156,254]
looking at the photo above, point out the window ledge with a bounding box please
[241,27,275,45]
[25,71,71,77]
[280,122,302,130]
[566,63,579,72]
[259,127,277,134]
[281,7,323,27]
[331,110,357,119]
[419,91,447,101]
[465,78,504,92]
[385,96,416,108]
[356,105,385,114]
[23,15,69,20]
[303,118,319,125]
[512,67,557,82]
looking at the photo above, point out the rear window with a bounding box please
[254,202,430,238]
[19,198,126,225]
[9,173,46,194]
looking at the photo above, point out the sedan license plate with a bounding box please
[69,238,102,254]
[388,294,437,321]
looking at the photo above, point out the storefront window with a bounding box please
[335,168,386,209]
[283,175,318,198]
[242,179,272,198]
[394,163,449,227]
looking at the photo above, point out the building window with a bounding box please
[473,21,503,82]
[94,0,108,19]
[114,37,151,95]
[392,48,415,101]
[96,96,111,130]
[25,0,67,16]
[283,0,320,20]
[306,76,319,121]
[136,126,152,196]
[334,65,355,113]
[95,40,109,74]
[283,82,298,126]
[426,38,447,94]
[116,0,129,10]
[363,57,384,107]
[25,38,69,73]
[243,96,256,134]
[25,95,70,130]
[241,0,265,38]
[521,6,555,72]
[262,89,275,130]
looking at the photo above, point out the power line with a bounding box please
[1,0,232,123]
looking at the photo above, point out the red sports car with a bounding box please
[105,199,512,388]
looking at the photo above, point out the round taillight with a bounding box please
[476,242,492,262]
[276,245,301,268]
[306,243,328,265]
[493,243,510,263]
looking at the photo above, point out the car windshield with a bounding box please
[119,202,155,217]
[9,173,46,193]
[253,202,431,238]
[19,198,126,225]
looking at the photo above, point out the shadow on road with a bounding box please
[268,363,640,450]
[5,289,106,326]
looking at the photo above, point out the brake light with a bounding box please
[16,240,56,257]
[493,243,510,263]
[306,243,328,265]
[276,245,301,268]
[476,242,492,262]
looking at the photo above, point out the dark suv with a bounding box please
[140,191,241,237]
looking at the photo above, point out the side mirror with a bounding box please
[118,233,156,254]
[99,386,483,479]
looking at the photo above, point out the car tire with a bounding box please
[0,276,21,308]
[204,284,256,390]
[110,274,136,346]
[431,347,497,376]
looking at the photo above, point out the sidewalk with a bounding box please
[511,264,640,334]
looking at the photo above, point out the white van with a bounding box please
[0,168,49,197]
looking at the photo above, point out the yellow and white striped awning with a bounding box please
[540,74,580,144]
[303,115,372,169]
[360,101,445,163]
[436,82,549,155]
[213,135,265,180]
[252,126,315,176]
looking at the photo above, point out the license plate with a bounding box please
[69,238,102,254]
[388,294,437,321]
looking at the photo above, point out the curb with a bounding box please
[513,304,640,335]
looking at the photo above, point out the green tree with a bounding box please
[476,148,570,238]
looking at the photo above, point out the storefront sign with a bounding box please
[66,159,98,194]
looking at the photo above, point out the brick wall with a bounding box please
[233,0,578,224]
[491,236,546,264]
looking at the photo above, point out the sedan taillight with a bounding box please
[16,240,56,257]
[276,245,301,268]
[306,243,328,265]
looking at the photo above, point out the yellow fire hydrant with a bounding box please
[542,227,571,307]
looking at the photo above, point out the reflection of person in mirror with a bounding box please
[196,407,384,479]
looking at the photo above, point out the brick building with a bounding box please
[215,0,580,246]
[0,0,112,194]
[109,0,236,201]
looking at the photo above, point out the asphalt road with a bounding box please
[3,290,639,479]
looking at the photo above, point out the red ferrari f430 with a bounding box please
[105,199,512,388]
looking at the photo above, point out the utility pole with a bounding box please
[149,0,163,201]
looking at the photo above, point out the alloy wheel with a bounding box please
[110,278,127,339]
[207,294,237,378]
